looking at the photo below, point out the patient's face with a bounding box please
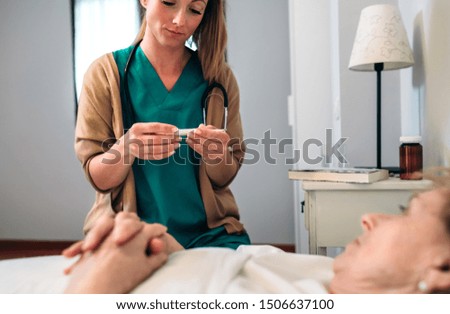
[330,188,450,293]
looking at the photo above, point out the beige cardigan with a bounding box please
[75,53,246,235]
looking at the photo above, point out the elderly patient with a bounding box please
[63,171,450,294]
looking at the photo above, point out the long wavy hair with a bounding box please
[134,0,228,83]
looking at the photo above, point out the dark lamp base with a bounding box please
[382,166,400,175]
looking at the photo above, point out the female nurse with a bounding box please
[75,0,250,249]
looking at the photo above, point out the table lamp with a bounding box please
[349,4,414,170]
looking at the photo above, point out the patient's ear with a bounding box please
[425,258,450,293]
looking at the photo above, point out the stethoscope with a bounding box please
[122,39,228,133]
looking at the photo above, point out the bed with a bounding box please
[0,245,333,294]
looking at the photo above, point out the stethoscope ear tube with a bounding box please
[201,82,229,130]
[122,39,143,132]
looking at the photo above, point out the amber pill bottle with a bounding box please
[399,136,423,180]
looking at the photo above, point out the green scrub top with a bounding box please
[113,46,250,249]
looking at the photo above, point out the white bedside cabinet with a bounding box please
[298,178,432,255]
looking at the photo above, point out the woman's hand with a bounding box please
[63,213,150,260]
[64,222,169,294]
[62,212,183,275]
[89,122,181,191]
[126,122,181,161]
[186,124,230,164]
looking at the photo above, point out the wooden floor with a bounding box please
[0,240,295,260]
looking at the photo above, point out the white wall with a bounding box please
[422,0,450,167]
[0,0,92,240]
[399,0,450,167]
[227,0,294,244]
[398,0,423,139]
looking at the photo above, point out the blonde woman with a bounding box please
[75,0,250,249]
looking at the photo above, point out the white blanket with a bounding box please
[0,245,333,294]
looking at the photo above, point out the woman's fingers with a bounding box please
[126,122,182,160]
[132,122,178,135]
[144,243,168,272]
[63,212,161,260]
[128,135,181,161]
[81,214,115,252]
[147,238,165,255]
[111,212,144,245]
[131,142,180,160]
[113,214,167,247]
[62,241,84,258]
[142,223,168,241]
[112,219,144,245]
[132,134,181,145]
[186,126,230,163]
[63,252,90,275]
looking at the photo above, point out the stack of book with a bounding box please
[288,168,389,183]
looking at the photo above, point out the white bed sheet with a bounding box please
[0,245,333,294]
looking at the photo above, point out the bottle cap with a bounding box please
[400,136,422,143]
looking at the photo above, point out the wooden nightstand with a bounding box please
[296,177,432,255]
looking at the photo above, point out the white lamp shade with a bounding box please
[349,4,414,71]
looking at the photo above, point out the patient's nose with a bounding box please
[361,213,393,231]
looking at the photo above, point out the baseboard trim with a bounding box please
[0,240,76,260]
[0,240,296,260]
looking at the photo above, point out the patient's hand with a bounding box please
[63,212,184,263]
[64,220,168,294]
